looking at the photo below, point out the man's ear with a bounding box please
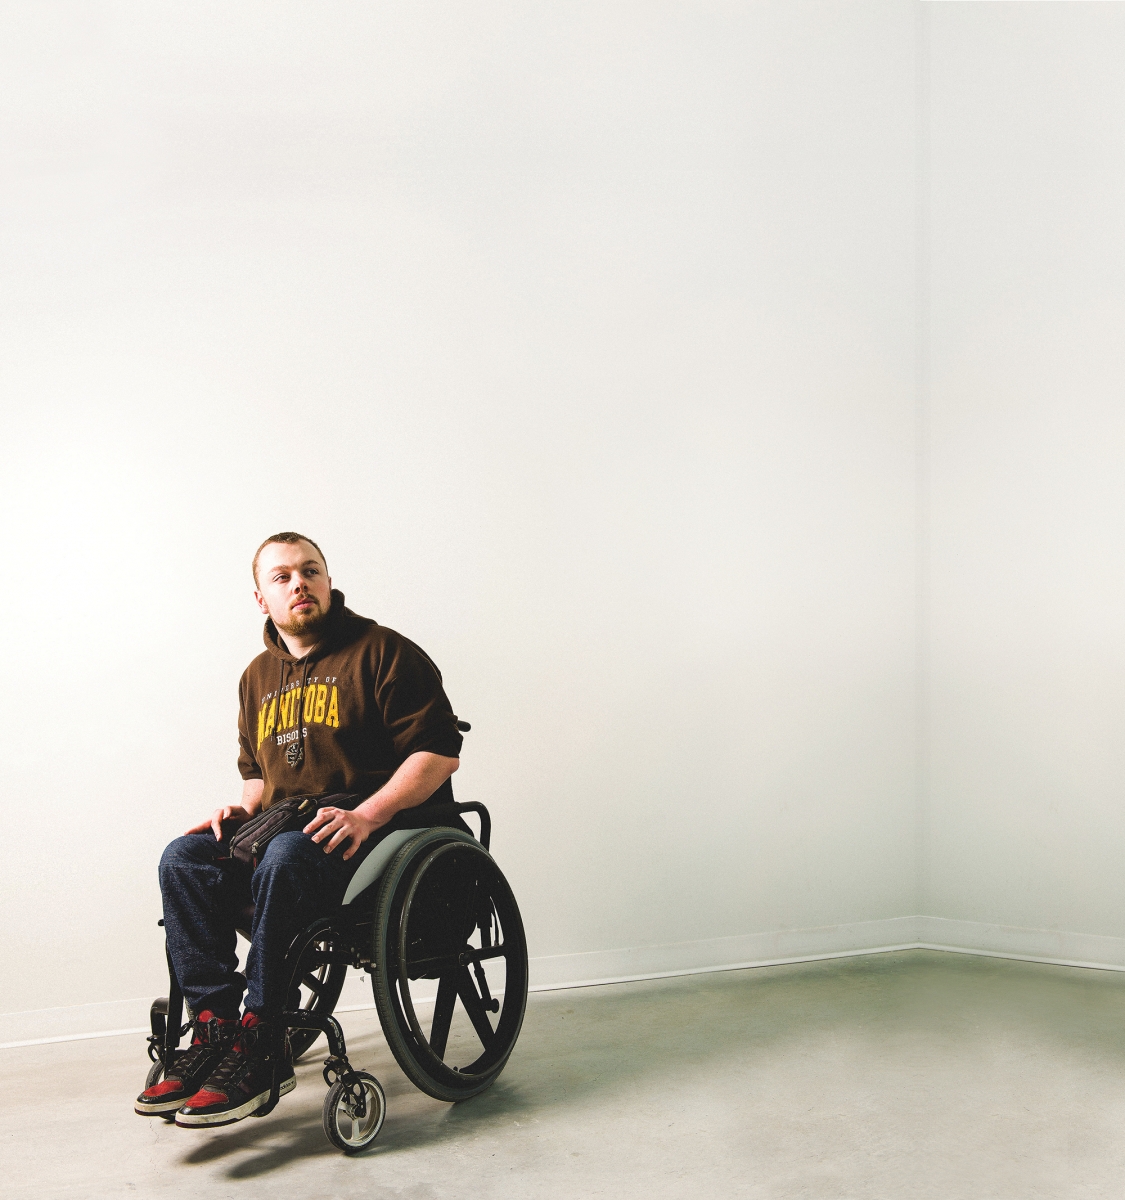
[254,590,269,615]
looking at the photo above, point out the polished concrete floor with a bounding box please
[5,950,1125,1199]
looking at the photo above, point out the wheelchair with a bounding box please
[144,798,528,1154]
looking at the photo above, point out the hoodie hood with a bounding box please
[262,589,371,662]
[238,593,462,807]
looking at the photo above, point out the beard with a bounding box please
[275,598,330,639]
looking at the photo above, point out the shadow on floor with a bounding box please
[167,948,1125,1178]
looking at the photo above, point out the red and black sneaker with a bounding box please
[134,1011,238,1116]
[175,1012,295,1128]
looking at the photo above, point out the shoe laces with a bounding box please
[205,1016,276,1091]
[170,1013,234,1078]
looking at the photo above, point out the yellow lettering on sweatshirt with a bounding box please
[254,685,343,748]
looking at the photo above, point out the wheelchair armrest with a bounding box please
[399,801,491,851]
[339,803,492,907]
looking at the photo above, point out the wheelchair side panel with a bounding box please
[340,829,417,905]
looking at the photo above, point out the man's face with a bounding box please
[254,540,333,638]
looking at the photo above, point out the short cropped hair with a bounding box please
[252,532,328,587]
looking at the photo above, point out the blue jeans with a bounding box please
[158,830,362,1019]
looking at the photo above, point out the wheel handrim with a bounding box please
[393,842,527,1085]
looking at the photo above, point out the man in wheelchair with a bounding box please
[135,531,463,1128]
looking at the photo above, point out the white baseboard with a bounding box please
[915,915,1125,972]
[5,915,1125,1049]
[525,916,922,991]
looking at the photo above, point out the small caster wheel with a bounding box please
[322,1071,386,1154]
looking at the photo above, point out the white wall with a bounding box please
[0,1,920,1024]
[926,5,1125,938]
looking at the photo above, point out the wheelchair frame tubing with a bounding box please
[256,918,353,1117]
[162,944,185,1068]
[256,1010,350,1117]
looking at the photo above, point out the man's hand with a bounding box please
[304,806,378,861]
[303,752,459,861]
[302,753,458,861]
[185,805,255,841]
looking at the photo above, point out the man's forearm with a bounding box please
[354,752,459,828]
[242,778,265,816]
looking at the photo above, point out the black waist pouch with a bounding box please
[228,793,359,867]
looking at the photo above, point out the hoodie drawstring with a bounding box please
[280,652,312,770]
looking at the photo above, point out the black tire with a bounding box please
[322,1071,386,1154]
[284,936,348,1061]
[371,828,528,1103]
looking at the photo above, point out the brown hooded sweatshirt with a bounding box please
[237,590,463,809]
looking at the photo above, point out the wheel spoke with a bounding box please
[429,971,458,1059]
[302,972,324,993]
[456,965,496,1050]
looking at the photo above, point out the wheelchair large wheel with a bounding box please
[371,828,528,1103]
[285,936,348,1061]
